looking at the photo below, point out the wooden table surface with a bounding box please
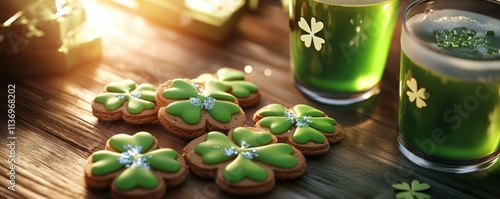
[1,1,499,198]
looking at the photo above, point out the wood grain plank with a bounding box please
[1,1,499,198]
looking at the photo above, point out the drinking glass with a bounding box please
[289,0,399,105]
[397,0,500,173]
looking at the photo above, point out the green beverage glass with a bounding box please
[398,0,500,173]
[289,0,399,105]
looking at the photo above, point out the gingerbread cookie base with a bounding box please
[268,123,343,155]
[158,109,246,139]
[84,132,188,199]
[156,79,246,139]
[253,104,344,156]
[92,102,159,124]
[183,127,307,195]
[91,79,159,124]
[194,67,261,107]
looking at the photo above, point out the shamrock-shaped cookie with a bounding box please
[253,104,343,155]
[156,78,246,139]
[183,127,306,195]
[92,79,158,124]
[84,132,187,199]
[194,67,260,107]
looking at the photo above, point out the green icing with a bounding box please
[113,149,181,190]
[194,68,259,98]
[308,117,336,132]
[252,143,297,168]
[145,149,181,172]
[195,132,237,164]
[204,80,237,101]
[162,79,235,100]
[109,132,155,152]
[294,127,325,144]
[232,127,273,147]
[225,81,258,98]
[91,151,123,175]
[163,79,199,99]
[256,104,336,144]
[259,104,288,116]
[217,67,245,81]
[94,79,156,114]
[293,104,327,117]
[194,128,298,183]
[115,166,158,191]
[166,101,203,125]
[223,155,267,182]
[133,84,157,101]
[163,79,241,124]
[258,117,294,134]
[208,100,242,123]
[89,132,181,191]
[107,79,136,93]
[95,93,124,110]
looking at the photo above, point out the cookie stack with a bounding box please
[0,0,101,76]
[87,67,344,198]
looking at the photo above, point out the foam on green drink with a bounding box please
[403,9,500,81]
[399,9,500,162]
[408,9,500,60]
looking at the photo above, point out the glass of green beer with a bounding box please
[398,0,500,173]
[289,0,399,105]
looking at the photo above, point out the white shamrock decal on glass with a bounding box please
[298,17,325,51]
[406,78,429,108]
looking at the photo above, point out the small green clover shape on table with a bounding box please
[195,127,298,183]
[393,180,431,199]
[256,104,336,144]
[163,79,241,124]
[95,79,156,114]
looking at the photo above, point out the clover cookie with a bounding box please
[253,104,343,155]
[194,67,260,107]
[183,127,306,195]
[155,78,246,139]
[84,132,188,199]
[92,79,158,124]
